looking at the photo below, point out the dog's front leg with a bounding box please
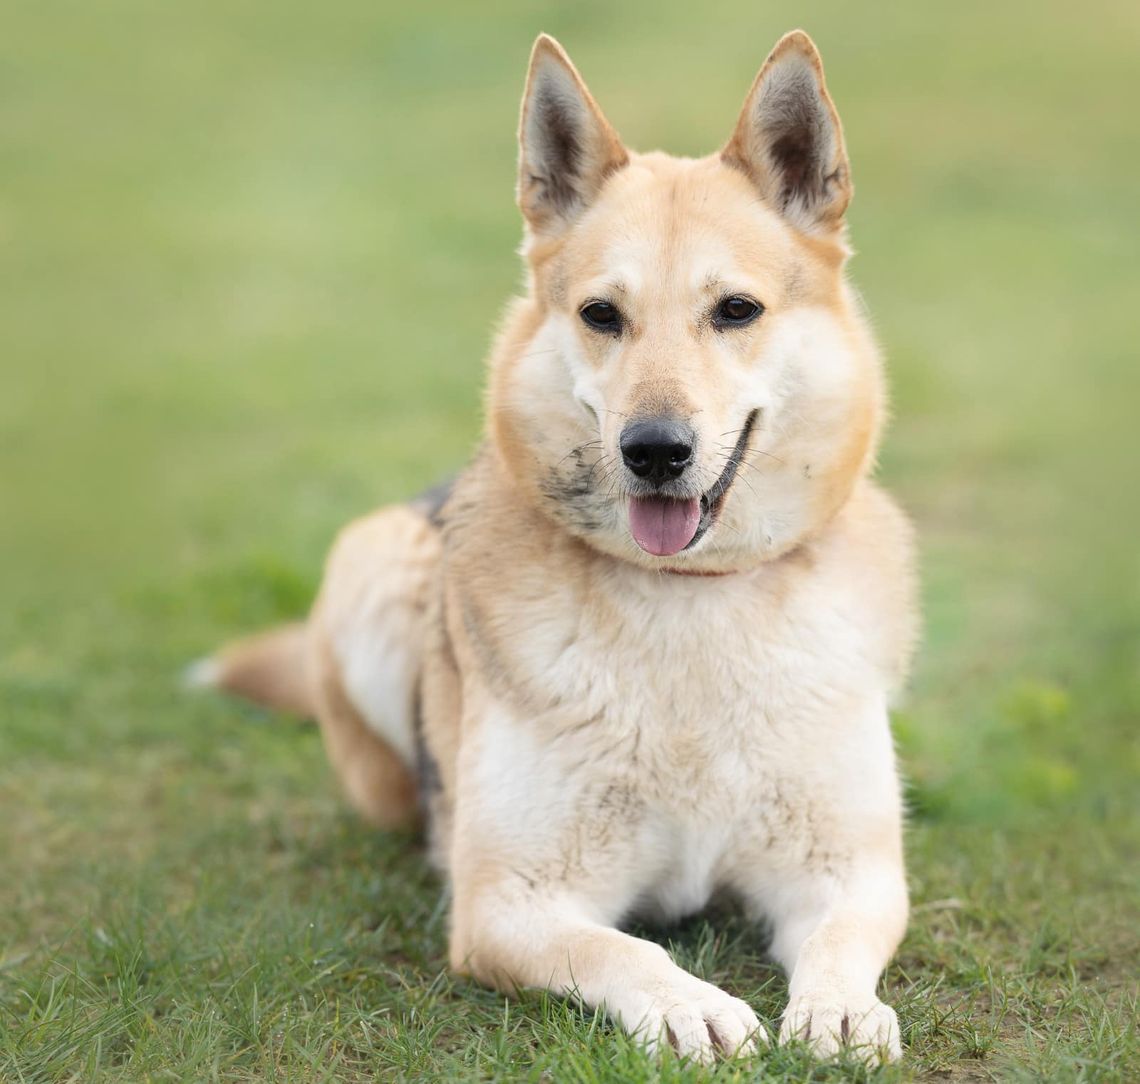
[449,872,763,1063]
[764,857,908,1064]
[446,693,765,1061]
[732,694,910,1064]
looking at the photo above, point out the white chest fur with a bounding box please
[457,553,903,925]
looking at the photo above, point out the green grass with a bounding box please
[1,1,1137,1080]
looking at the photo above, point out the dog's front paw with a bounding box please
[619,972,767,1064]
[779,992,901,1064]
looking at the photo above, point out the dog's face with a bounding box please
[490,32,883,571]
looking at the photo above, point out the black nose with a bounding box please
[620,418,695,483]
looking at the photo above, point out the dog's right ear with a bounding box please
[517,35,628,235]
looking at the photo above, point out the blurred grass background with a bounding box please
[1,1,1137,1080]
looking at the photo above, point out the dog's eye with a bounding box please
[580,301,622,334]
[714,296,763,328]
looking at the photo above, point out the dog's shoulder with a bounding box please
[803,479,919,694]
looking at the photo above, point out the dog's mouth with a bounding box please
[628,410,758,557]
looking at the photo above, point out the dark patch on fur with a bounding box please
[410,476,455,529]
[411,677,442,809]
[538,442,611,534]
[539,474,604,534]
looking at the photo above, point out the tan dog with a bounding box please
[194,30,918,1064]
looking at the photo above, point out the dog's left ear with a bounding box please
[722,30,851,232]
[517,34,628,235]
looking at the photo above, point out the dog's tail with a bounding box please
[184,622,313,717]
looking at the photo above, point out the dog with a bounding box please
[193,30,918,1065]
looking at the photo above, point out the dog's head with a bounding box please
[489,31,883,572]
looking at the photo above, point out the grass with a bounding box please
[1,0,1137,1080]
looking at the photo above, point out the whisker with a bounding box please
[554,440,604,470]
[742,448,786,467]
[587,453,615,488]
[715,441,785,467]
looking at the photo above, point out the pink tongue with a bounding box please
[628,496,702,556]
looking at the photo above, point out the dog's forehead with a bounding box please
[565,155,796,299]
[588,233,742,298]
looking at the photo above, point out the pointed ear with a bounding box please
[517,34,628,234]
[722,30,851,232]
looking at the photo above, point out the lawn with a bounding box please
[1,1,1137,1080]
